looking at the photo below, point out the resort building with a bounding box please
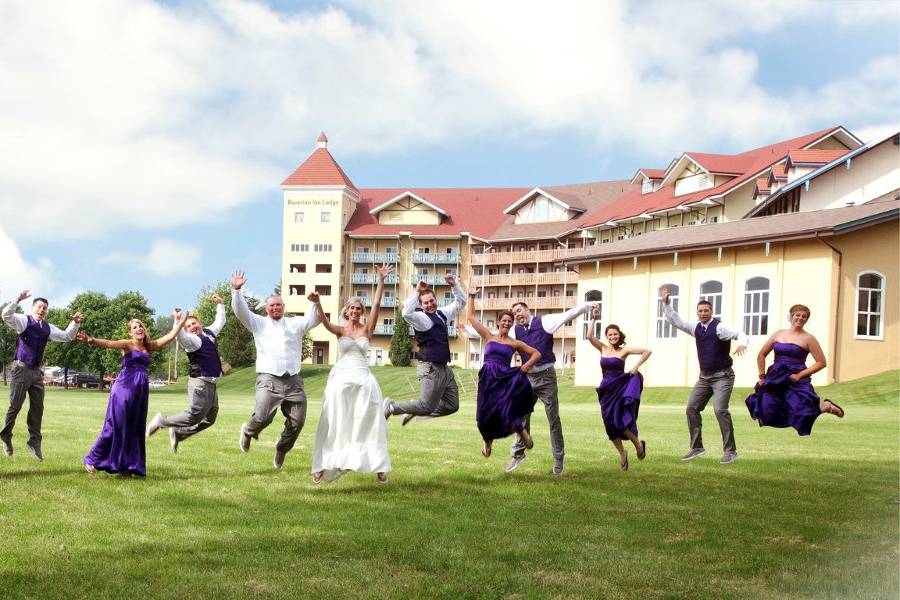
[280,128,899,387]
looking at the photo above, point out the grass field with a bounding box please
[0,366,897,599]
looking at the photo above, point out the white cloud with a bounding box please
[0,224,54,299]
[0,0,897,249]
[101,239,201,277]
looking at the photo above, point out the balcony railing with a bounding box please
[351,274,399,285]
[361,297,397,308]
[410,274,451,286]
[373,324,458,337]
[471,248,573,265]
[473,296,570,310]
[470,271,579,287]
[351,252,399,263]
[553,326,577,338]
[412,252,460,264]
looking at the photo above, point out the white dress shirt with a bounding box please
[2,300,79,342]
[176,304,226,352]
[231,289,320,376]
[662,302,750,347]
[401,281,467,331]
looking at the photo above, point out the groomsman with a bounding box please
[1,290,82,461]
[384,275,467,425]
[231,271,320,469]
[146,295,226,452]
[506,300,597,475]
[660,285,749,465]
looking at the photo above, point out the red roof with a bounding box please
[346,188,531,239]
[282,147,357,189]
[785,149,850,169]
[578,126,850,228]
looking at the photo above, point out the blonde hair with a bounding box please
[340,297,366,322]
[127,318,150,350]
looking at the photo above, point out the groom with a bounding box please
[231,271,320,470]
[1,289,83,461]
[384,274,467,425]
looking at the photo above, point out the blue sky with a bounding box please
[1,0,898,315]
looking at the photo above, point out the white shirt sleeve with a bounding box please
[438,281,468,323]
[402,291,433,331]
[662,302,697,337]
[49,320,79,342]
[716,322,751,347]
[231,289,263,334]
[2,301,27,333]
[176,329,202,352]
[539,302,592,334]
[291,302,321,336]
[207,304,227,337]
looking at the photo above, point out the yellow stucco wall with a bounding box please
[573,240,848,388]
[830,220,900,381]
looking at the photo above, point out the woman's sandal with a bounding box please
[637,440,647,461]
[84,464,96,475]
[312,471,324,485]
[620,453,629,471]
[376,472,388,484]
[823,399,845,418]
[481,440,492,458]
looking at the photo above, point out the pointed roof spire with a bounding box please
[282,132,356,190]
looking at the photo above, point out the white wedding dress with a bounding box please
[311,336,391,481]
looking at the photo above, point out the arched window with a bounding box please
[857,272,884,339]
[699,280,723,319]
[657,283,679,339]
[582,290,603,339]
[743,277,770,335]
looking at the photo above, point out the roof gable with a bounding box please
[368,191,448,216]
[281,133,357,189]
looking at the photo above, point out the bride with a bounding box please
[309,264,393,484]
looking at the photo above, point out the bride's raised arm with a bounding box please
[308,291,343,337]
[366,264,393,338]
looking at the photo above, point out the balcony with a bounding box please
[412,252,460,264]
[471,248,573,265]
[351,273,399,285]
[470,271,579,287]
[361,297,398,308]
[373,324,458,336]
[553,326,577,338]
[351,252,399,263]
[473,296,570,310]
[410,274,451,286]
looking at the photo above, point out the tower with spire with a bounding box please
[281,132,359,364]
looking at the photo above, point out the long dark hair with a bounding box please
[604,324,626,349]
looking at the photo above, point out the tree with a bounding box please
[301,332,312,362]
[389,315,413,367]
[0,303,20,384]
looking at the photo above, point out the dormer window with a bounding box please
[641,178,653,194]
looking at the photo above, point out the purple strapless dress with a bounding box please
[84,350,151,475]
[745,342,822,436]
[595,356,643,440]
[476,341,536,441]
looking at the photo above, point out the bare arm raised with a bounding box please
[466,287,492,339]
[308,291,342,337]
[366,264,393,338]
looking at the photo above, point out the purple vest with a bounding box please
[514,315,555,367]
[695,319,732,374]
[415,312,451,364]
[16,316,51,368]
[186,328,223,378]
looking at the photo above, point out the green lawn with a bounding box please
[0,367,897,599]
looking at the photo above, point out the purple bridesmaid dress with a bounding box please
[84,350,151,476]
[595,356,643,440]
[745,342,822,436]
[475,341,536,441]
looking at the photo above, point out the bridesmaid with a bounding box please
[587,310,651,471]
[746,304,844,435]
[77,313,187,476]
[466,289,542,460]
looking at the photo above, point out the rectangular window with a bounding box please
[294,212,304,223]
[301,244,309,252]
[320,212,331,223]
[383,318,394,326]
[357,247,369,254]
[699,280,723,319]
[315,264,332,273]
[656,284,679,338]
[288,284,305,295]
[289,263,306,273]
[313,244,333,252]
[856,272,884,338]
[742,277,770,336]
[315,285,332,296]
[290,244,300,252]
[470,352,480,362]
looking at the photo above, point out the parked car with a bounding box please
[71,373,104,389]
